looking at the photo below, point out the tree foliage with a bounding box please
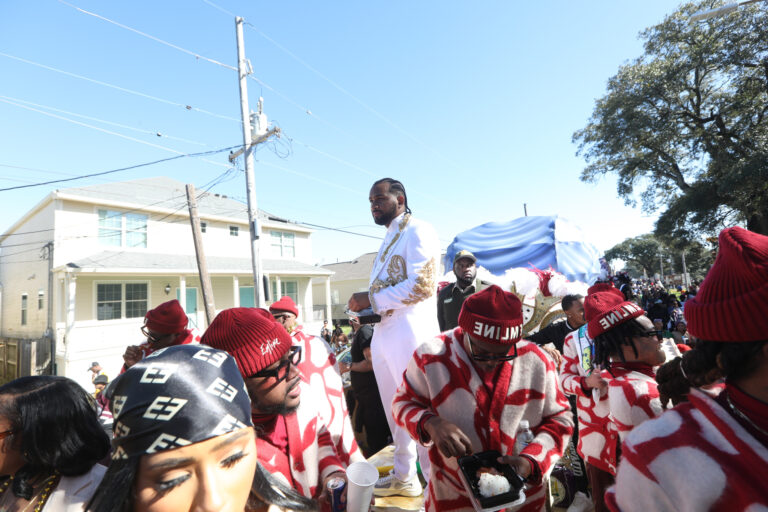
[574,1,768,239]
[605,233,714,280]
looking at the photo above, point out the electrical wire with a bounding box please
[0,97,231,169]
[57,0,237,72]
[0,95,209,147]
[0,143,241,192]
[0,52,241,123]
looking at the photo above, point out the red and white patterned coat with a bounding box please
[293,326,362,465]
[559,327,617,474]
[602,363,663,442]
[392,328,573,512]
[606,389,768,511]
[256,405,345,500]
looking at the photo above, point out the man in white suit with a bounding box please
[348,178,439,497]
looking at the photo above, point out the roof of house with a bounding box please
[320,252,376,282]
[1,177,312,243]
[60,251,333,276]
[55,177,291,224]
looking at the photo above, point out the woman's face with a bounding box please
[134,427,257,512]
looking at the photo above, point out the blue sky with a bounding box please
[0,1,679,265]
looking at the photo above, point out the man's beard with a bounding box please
[252,377,301,416]
[373,205,397,226]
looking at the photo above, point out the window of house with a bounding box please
[96,283,148,321]
[271,231,295,258]
[200,221,207,233]
[331,289,340,304]
[271,280,298,303]
[98,210,148,248]
[38,290,44,310]
[21,294,28,326]
[229,226,239,237]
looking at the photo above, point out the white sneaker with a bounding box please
[373,471,423,497]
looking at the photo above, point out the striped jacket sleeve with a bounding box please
[316,423,344,481]
[607,379,663,441]
[392,352,435,446]
[520,349,574,482]
[559,333,588,397]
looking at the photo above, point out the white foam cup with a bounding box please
[345,461,379,512]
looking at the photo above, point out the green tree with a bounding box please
[605,234,660,277]
[606,234,714,280]
[574,1,768,238]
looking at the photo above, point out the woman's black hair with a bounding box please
[372,178,411,214]
[248,463,318,511]
[85,457,137,512]
[592,317,650,373]
[0,376,110,499]
[656,339,767,406]
[86,458,318,512]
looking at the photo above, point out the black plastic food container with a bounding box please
[457,450,525,511]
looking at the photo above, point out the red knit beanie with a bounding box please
[685,227,768,342]
[585,291,645,339]
[269,296,299,317]
[144,299,188,334]
[587,282,621,297]
[201,308,292,377]
[458,285,523,345]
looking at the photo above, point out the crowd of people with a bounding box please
[0,178,765,512]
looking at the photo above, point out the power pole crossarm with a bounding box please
[228,126,281,163]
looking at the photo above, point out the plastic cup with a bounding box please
[345,461,379,512]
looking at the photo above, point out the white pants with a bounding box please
[371,310,433,482]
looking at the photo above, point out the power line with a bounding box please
[0,144,241,192]
[57,0,238,72]
[0,52,241,123]
[0,95,209,147]
[0,97,231,169]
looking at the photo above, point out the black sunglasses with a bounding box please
[140,326,168,344]
[249,346,302,380]
[642,330,663,341]
[466,334,518,362]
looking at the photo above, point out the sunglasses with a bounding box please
[465,334,518,362]
[642,330,663,341]
[249,346,302,381]
[140,326,168,344]
[272,314,291,321]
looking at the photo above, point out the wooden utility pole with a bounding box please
[186,184,216,325]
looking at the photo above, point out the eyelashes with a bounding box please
[154,450,250,493]
[157,474,190,492]
[221,450,248,469]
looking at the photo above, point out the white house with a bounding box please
[0,177,332,389]
[312,252,376,323]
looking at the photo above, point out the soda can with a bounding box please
[327,476,346,512]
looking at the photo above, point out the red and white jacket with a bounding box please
[606,388,768,511]
[255,405,344,501]
[559,326,617,474]
[393,328,573,512]
[293,326,362,465]
[602,362,663,442]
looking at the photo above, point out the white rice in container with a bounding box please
[477,472,511,498]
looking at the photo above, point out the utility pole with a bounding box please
[681,251,690,288]
[523,203,528,217]
[659,252,664,283]
[41,242,55,375]
[235,16,279,308]
[186,184,216,325]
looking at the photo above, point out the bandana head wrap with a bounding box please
[109,344,253,460]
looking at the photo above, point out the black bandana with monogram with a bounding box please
[109,344,253,460]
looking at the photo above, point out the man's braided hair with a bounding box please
[373,178,412,214]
